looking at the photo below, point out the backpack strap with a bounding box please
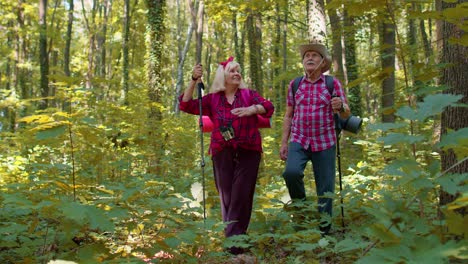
[292,75,335,97]
[325,75,334,95]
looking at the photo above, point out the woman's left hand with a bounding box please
[231,106,256,117]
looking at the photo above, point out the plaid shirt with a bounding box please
[179,88,274,156]
[287,74,348,152]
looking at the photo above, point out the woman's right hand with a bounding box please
[192,64,203,81]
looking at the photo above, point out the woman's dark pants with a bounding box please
[212,147,261,253]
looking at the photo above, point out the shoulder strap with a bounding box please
[292,75,334,96]
[325,75,334,95]
[292,76,302,97]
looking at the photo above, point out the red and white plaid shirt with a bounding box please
[287,74,348,152]
[179,88,274,156]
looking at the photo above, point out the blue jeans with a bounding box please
[282,142,336,216]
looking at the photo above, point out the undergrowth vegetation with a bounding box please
[0,86,466,263]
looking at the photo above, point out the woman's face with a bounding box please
[225,65,242,87]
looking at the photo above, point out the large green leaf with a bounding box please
[378,133,425,145]
[396,94,463,121]
[35,125,66,140]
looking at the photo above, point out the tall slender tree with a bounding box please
[246,11,263,93]
[343,7,362,117]
[122,0,130,105]
[39,0,49,109]
[437,0,468,213]
[195,0,204,64]
[64,0,74,78]
[380,18,396,123]
[145,0,166,172]
[174,0,196,113]
[327,0,345,82]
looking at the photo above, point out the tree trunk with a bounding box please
[343,8,361,117]
[437,0,468,211]
[64,0,74,77]
[80,0,97,89]
[145,0,166,173]
[420,21,432,64]
[233,12,241,70]
[122,0,130,105]
[327,0,345,82]
[174,0,196,113]
[380,19,396,123]
[246,12,263,93]
[273,2,282,112]
[307,0,326,43]
[195,0,204,64]
[146,0,165,120]
[39,0,49,109]
[281,4,288,112]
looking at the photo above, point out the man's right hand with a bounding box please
[280,144,288,161]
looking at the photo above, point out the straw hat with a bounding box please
[299,43,332,73]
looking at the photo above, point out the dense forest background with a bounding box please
[0,0,466,263]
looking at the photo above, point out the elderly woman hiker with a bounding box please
[179,57,274,255]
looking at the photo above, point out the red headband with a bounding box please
[219,56,234,69]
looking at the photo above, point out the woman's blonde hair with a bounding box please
[210,60,247,93]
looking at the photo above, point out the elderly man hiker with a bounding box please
[280,42,351,235]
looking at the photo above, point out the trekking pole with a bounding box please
[334,113,345,229]
[197,81,207,223]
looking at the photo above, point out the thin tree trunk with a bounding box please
[233,12,241,69]
[273,2,282,112]
[343,8,361,117]
[327,0,345,82]
[195,0,204,64]
[380,20,396,123]
[419,3,432,63]
[81,0,96,89]
[281,4,288,112]
[64,0,73,77]
[122,0,130,105]
[246,12,263,93]
[174,0,196,113]
[39,0,49,109]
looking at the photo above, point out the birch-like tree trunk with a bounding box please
[308,0,326,43]
[195,0,204,64]
[174,0,196,113]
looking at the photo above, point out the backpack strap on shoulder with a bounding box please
[325,75,334,95]
[292,76,303,97]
